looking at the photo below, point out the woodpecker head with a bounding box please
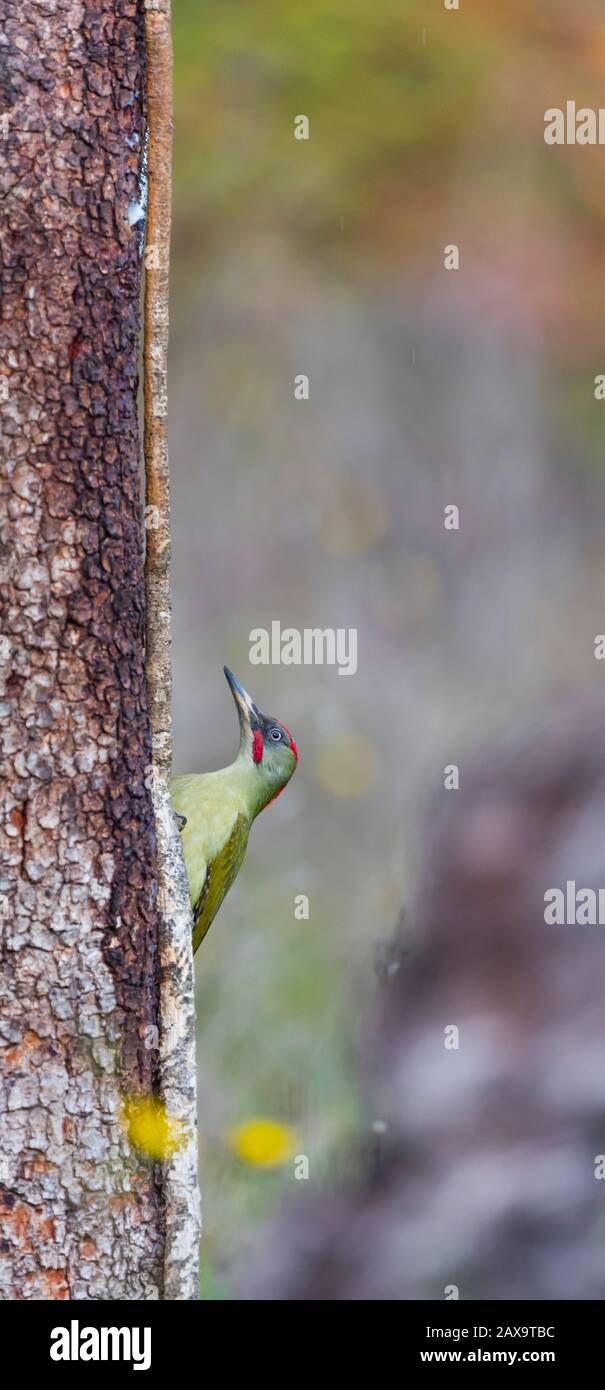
[224,666,298,807]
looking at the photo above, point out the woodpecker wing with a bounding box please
[191,811,249,953]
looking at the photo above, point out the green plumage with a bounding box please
[171,669,298,953]
[170,770,250,952]
[190,812,248,953]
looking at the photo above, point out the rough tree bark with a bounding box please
[0,0,198,1299]
[144,0,200,1302]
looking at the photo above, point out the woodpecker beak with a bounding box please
[224,666,260,744]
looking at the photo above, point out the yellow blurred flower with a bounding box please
[228,1118,296,1169]
[123,1096,187,1163]
[314,732,378,798]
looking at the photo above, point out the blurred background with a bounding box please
[168,0,605,1298]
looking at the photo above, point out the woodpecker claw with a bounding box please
[175,812,187,831]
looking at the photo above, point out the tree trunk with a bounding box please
[0,0,197,1300]
[143,0,200,1301]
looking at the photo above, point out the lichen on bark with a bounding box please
[143,0,200,1302]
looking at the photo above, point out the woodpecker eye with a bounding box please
[269,727,283,741]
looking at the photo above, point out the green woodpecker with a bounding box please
[171,667,299,953]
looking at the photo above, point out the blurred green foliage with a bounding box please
[172,0,483,263]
